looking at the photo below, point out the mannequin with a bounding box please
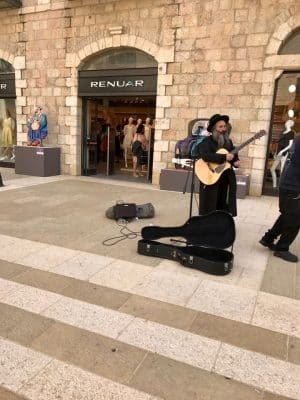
[0,109,15,161]
[27,105,48,146]
[271,120,295,188]
[144,117,153,144]
[132,124,147,177]
[122,117,136,168]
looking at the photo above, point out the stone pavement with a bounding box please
[0,167,299,400]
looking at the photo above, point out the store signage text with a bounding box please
[78,69,157,96]
[90,80,144,88]
[0,73,16,97]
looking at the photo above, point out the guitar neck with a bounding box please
[232,133,263,154]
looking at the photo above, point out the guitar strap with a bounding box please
[138,239,233,276]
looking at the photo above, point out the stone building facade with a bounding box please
[0,0,299,195]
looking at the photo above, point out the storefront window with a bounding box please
[0,59,16,165]
[81,47,157,70]
[264,71,300,194]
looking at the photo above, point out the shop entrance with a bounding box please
[0,59,16,168]
[82,96,156,181]
[262,30,300,195]
[78,47,158,182]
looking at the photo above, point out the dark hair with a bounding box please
[136,124,144,134]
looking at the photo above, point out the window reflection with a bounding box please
[0,59,14,73]
[81,47,157,71]
[264,72,300,194]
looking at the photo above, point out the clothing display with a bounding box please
[123,122,136,147]
[1,117,13,147]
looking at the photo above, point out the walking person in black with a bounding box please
[260,135,300,262]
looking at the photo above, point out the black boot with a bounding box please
[259,236,276,251]
[273,251,298,263]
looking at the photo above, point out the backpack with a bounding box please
[174,134,206,159]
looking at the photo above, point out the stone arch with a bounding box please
[66,34,173,69]
[64,34,174,178]
[0,50,14,67]
[266,13,300,55]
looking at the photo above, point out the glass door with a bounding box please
[263,72,300,195]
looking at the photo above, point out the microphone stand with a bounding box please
[189,158,196,219]
[182,158,196,219]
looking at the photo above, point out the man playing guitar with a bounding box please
[194,114,239,216]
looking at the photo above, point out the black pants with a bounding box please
[262,189,300,251]
[199,169,237,217]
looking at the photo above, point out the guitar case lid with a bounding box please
[141,210,235,249]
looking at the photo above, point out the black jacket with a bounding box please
[195,135,238,164]
[196,135,238,217]
[280,135,300,193]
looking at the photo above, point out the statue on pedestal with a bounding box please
[27,105,48,146]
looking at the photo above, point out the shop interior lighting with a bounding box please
[288,109,295,118]
[288,84,296,93]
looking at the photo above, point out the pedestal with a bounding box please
[159,168,200,193]
[236,174,250,199]
[15,146,61,177]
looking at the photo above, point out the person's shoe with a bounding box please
[273,251,298,263]
[259,238,276,251]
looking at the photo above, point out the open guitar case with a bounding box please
[137,211,235,275]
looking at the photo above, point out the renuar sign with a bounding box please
[78,68,157,96]
[90,79,144,88]
[0,74,16,98]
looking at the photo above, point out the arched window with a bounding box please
[0,59,14,73]
[278,28,300,55]
[80,47,157,71]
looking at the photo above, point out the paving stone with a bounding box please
[288,336,300,365]
[0,303,54,346]
[0,338,51,391]
[61,279,131,310]
[119,294,197,330]
[129,353,264,400]
[12,268,71,293]
[190,311,288,360]
[31,321,147,385]
[260,257,296,298]
[0,386,30,400]
[20,359,160,400]
[0,260,28,279]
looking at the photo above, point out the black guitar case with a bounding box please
[137,211,235,275]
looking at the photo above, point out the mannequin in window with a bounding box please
[27,105,48,146]
[123,117,136,168]
[0,109,15,160]
[271,120,295,188]
[136,118,143,132]
[144,117,153,145]
[132,124,147,177]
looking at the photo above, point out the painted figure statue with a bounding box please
[27,105,48,146]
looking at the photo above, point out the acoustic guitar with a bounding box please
[195,130,266,185]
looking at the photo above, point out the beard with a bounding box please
[212,129,230,149]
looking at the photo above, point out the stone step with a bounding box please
[0,233,299,338]
[0,275,300,399]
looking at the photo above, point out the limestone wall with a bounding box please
[0,0,299,193]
